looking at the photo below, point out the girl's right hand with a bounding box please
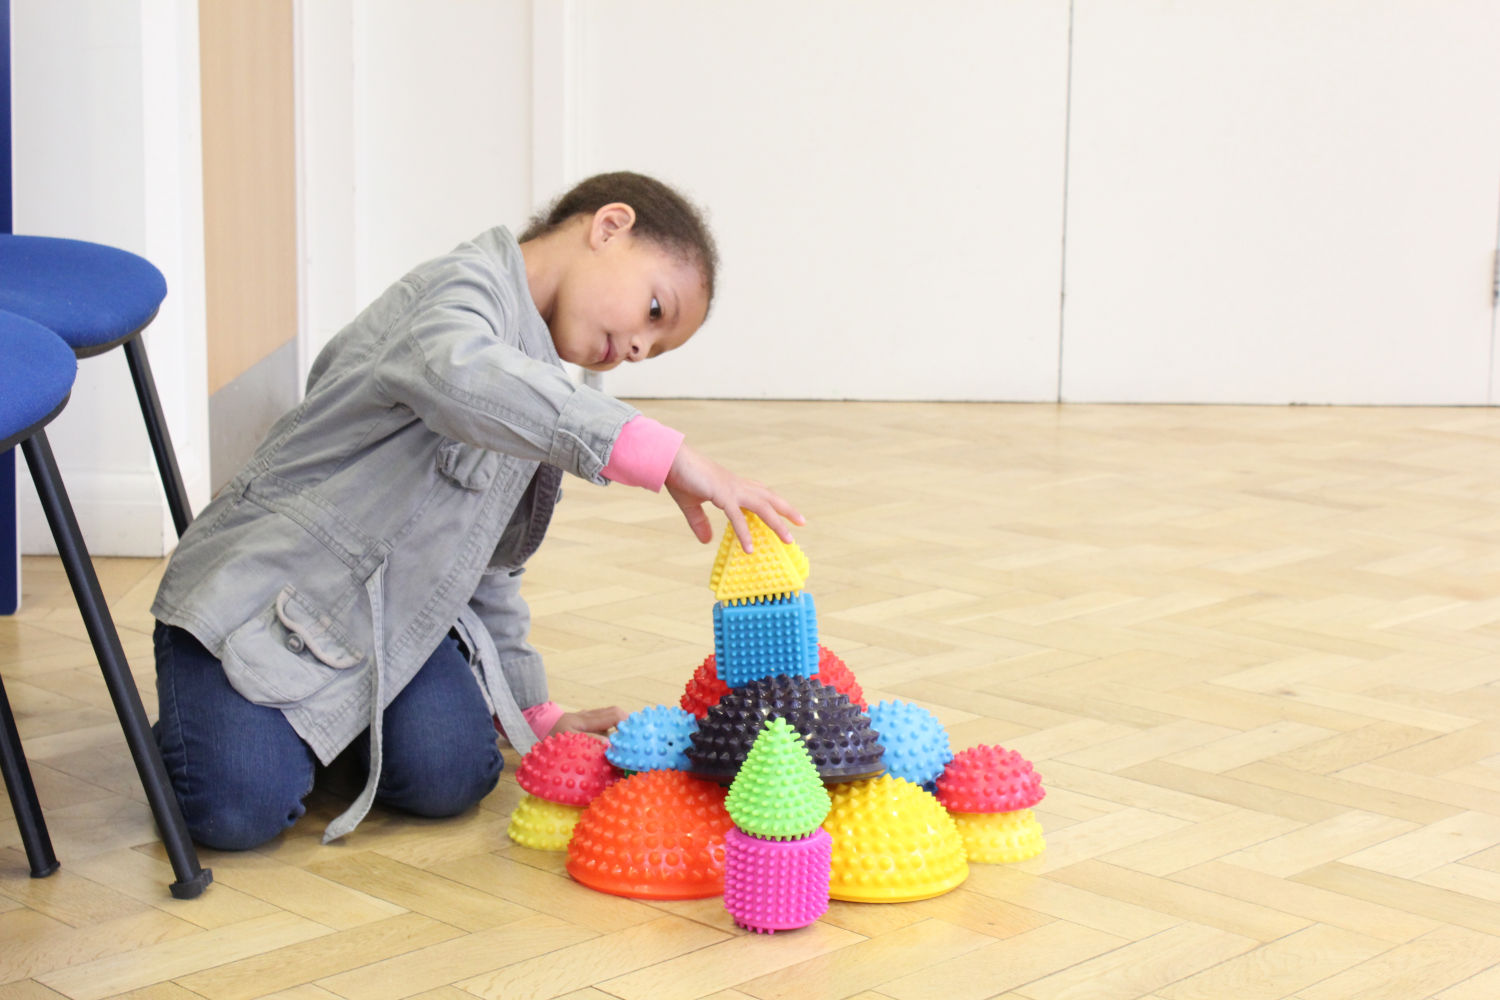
[550,706,628,739]
[664,442,805,553]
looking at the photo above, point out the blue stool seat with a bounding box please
[0,234,192,534]
[0,308,210,898]
[0,235,167,357]
[0,311,76,449]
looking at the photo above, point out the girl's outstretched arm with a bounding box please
[664,442,805,553]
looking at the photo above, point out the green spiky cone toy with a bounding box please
[725,717,831,839]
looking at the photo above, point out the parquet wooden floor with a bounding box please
[3,400,1500,999]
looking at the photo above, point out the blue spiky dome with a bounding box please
[607,704,698,772]
[868,699,953,788]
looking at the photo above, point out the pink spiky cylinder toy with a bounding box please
[723,826,832,934]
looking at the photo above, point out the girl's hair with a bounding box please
[520,171,718,302]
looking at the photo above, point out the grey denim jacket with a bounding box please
[152,227,636,842]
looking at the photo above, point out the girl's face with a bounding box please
[548,212,710,373]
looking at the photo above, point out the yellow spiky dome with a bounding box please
[507,793,585,851]
[822,775,968,902]
[710,512,809,605]
[951,808,1045,863]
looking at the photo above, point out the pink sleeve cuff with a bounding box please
[523,701,566,739]
[601,415,684,492]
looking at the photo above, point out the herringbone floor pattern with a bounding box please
[3,400,1500,999]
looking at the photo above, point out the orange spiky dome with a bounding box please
[515,731,620,807]
[680,645,867,719]
[822,775,968,902]
[506,794,584,852]
[951,809,1045,864]
[935,745,1044,813]
[566,770,734,899]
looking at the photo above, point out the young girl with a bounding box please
[151,172,802,850]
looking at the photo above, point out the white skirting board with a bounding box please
[18,467,181,559]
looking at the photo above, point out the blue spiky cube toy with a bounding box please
[712,593,819,686]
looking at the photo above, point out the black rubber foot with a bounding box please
[29,860,61,879]
[169,866,213,899]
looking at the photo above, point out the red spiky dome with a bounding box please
[515,731,620,807]
[935,744,1044,813]
[680,645,867,719]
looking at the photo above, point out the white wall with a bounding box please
[571,0,1500,406]
[1060,0,1500,404]
[583,0,1073,402]
[14,2,1500,556]
[12,0,209,557]
[299,0,537,372]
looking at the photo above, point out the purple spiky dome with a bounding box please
[687,675,885,785]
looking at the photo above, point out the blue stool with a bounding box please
[0,235,193,536]
[0,310,211,898]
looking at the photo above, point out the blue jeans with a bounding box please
[153,622,502,850]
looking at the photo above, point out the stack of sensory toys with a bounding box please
[685,514,885,783]
[934,744,1046,863]
[507,731,619,851]
[708,513,817,686]
[514,513,1048,909]
[722,718,833,933]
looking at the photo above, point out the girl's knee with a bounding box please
[158,724,314,850]
[172,759,310,849]
[153,622,315,849]
[186,795,306,851]
[379,740,503,818]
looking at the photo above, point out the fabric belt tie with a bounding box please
[322,560,388,844]
[454,605,538,757]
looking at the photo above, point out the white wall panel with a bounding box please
[574,1,1072,401]
[350,0,534,307]
[296,0,356,381]
[13,0,208,556]
[1061,1,1500,404]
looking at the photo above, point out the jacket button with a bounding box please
[286,634,306,653]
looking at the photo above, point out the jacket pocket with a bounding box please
[436,439,500,491]
[219,584,366,709]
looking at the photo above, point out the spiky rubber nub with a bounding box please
[516,731,619,807]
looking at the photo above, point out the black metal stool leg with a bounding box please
[121,335,193,538]
[0,670,60,878]
[20,430,212,899]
